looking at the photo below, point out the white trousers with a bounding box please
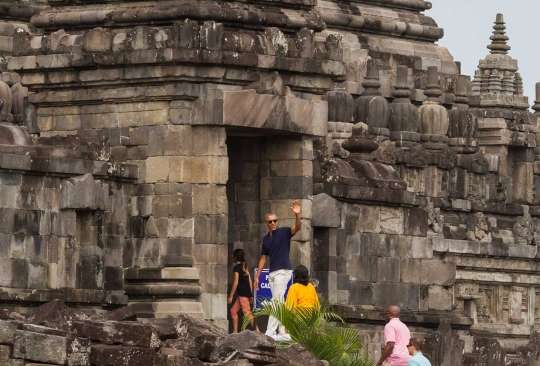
[265,269,293,336]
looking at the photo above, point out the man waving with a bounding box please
[254,200,301,340]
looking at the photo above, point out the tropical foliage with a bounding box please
[242,299,374,366]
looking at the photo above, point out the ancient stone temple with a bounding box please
[0,0,539,364]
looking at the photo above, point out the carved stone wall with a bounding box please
[0,1,539,365]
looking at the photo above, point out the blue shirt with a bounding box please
[262,227,293,272]
[408,352,431,366]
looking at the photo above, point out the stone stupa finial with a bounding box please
[487,13,511,55]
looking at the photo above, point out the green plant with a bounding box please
[242,299,374,366]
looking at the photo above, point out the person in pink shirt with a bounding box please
[376,306,412,366]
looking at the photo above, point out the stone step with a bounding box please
[129,300,204,319]
[124,267,200,281]
[124,283,201,297]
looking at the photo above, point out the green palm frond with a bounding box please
[241,299,374,366]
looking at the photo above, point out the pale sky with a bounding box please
[427,0,538,108]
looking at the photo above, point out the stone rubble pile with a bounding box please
[0,300,326,366]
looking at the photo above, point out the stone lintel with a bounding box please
[338,305,473,327]
[323,182,417,206]
[433,237,537,260]
[457,270,540,286]
[0,288,128,305]
[124,267,200,281]
[219,89,327,137]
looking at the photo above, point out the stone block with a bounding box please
[73,320,158,348]
[235,183,259,202]
[400,259,422,283]
[193,244,227,265]
[428,285,453,311]
[164,125,193,156]
[194,215,227,244]
[373,283,419,310]
[421,260,456,286]
[270,160,312,177]
[264,137,313,160]
[13,330,90,365]
[51,211,76,236]
[0,258,11,286]
[376,257,401,282]
[200,293,227,321]
[0,345,9,364]
[1,154,31,171]
[146,156,170,183]
[197,264,227,293]
[161,238,193,259]
[82,27,112,52]
[234,201,259,225]
[379,207,404,235]
[13,210,41,235]
[169,100,194,125]
[404,207,427,236]
[411,237,433,259]
[270,177,312,200]
[167,218,194,238]
[169,156,192,183]
[59,174,108,211]
[190,156,228,184]
[11,258,28,287]
[28,261,47,289]
[513,162,534,204]
[193,185,227,215]
[90,344,155,366]
[0,173,22,186]
[0,320,20,345]
[0,208,14,234]
[0,185,16,208]
[192,126,226,156]
[131,196,153,217]
[312,193,341,228]
[355,205,381,233]
[290,240,311,269]
[317,271,337,304]
[391,235,413,258]
[349,281,373,305]
[347,255,377,282]
[364,233,391,257]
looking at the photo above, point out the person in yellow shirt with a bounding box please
[286,265,319,310]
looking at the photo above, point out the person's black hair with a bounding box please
[233,249,249,275]
[293,265,309,286]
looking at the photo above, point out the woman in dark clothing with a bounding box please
[228,249,259,333]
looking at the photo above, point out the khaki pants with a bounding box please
[265,269,293,336]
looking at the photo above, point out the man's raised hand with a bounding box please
[291,200,301,215]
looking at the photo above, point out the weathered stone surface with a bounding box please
[275,343,326,366]
[174,313,228,361]
[59,173,109,210]
[312,193,341,228]
[29,300,83,330]
[72,320,159,348]
[210,331,277,364]
[90,344,155,366]
[13,330,90,365]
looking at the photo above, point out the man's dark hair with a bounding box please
[293,265,309,286]
[410,337,423,351]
